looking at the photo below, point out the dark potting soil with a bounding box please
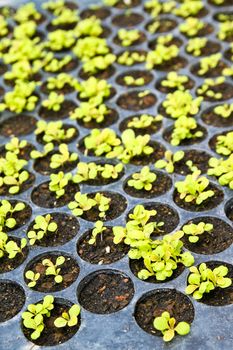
[0,63,7,76]
[36,124,79,145]
[134,289,194,336]
[116,70,153,87]
[27,212,79,247]
[77,226,129,265]
[78,270,134,314]
[0,172,35,196]
[224,47,233,62]
[31,181,79,208]
[80,7,111,20]
[174,149,211,175]
[39,100,77,120]
[127,202,180,235]
[163,124,207,146]
[181,216,233,254]
[79,65,116,80]
[123,170,172,199]
[201,105,233,127]
[0,281,25,322]
[148,37,183,50]
[188,261,233,306]
[225,198,233,222]
[119,114,162,135]
[76,107,118,129]
[0,115,37,137]
[152,56,188,72]
[33,151,78,175]
[24,251,80,292]
[22,298,81,346]
[173,183,224,212]
[46,21,78,32]
[145,18,178,33]
[0,236,28,273]
[81,191,127,222]
[117,91,157,111]
[40,81,75,95]
[112,12,144,27]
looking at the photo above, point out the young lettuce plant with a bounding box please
[215,131,233,156]
[197,77,225,100]
[161,71,189,91]
[35,120,76,143]
[175,170,214,205]
[117,50,146,66]
[214,103,233,118]
[127,114,163,129]
[84,128,121,157]
[76,76,111,103]
[68,192,96,217]
[74,16,103,38]
[46,73,79,91]
[54,304,81,328]
[127,166,157,191]
[179,17,204,37]
[27,214,58,245]
[146,43,179,69]
[154,311,190,342]
[117,29,140,46]
[0,200,25,230]
[50,144,78,169]
[186,37,207,56]
[44,55,72,73]
[88,221,107,245]
[94,192,111,219]
[155,150,184,173]
[22,295,54,340]
[72,162,123,184]
[198,53,222,76]
[73,37,109,60]
[70,101,109,124]
[170,116,203,146]
[49,171,72,198]
[186,263,232,299]
[30,143,54,159]
[25,270,41,288]
[42,92,64,112]
[82,54,116,74]
[42,256,65,283]
[46,30,75,51]
[208,155,233,189]
[181,222,213,243]
[0,231,27,259]
[124,76,145,86]
[5,138,27,155]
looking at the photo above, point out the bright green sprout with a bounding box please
[208,155,233,189]
[181,222,213,243]
[70,101,109,123]
[74,16,103,37]
[117,29,140,46]
[73,37,109,60]
[161,72,189,91]
[162,90,203,119]
[50,144,78,169]
[155,150,184,173]
[186,38,207,56]
[215,131,233,156]
[171,116,203,146]
[30,143,54,159]
[82,53,116,74]
[46,73,79,91]
[52,8,79,26]
[117,51,146,66]
[147,20,160,34]
[174,0,203,17]
[93,192,111,219]
[42,92,64,111]
[146,44,179,69]
[198,53,222,75]
[127,166,157,191]
[88,221,107,245]
[5,138,27,155]
[68,192,96,217]
[54,304,81,328]
[44,55,72,72]
[218,21,233,41]
[49,171,72,198]
[179,17,204,37]
[13,20,37,39]
[128,114,163,129]
[0,200,25,231]
[22,295,54,340]
[72,162,123,183]
[42,0,65,12]
[214,103,233,118]
[14,2,41,23]
[27,214,58,245]
[186,263,232,299]
[76,76,111,103]
[154,311,190,342]
[123,76,145,86]
[0,231,27,259]
[42,256,65,283]
[25,270,40,288]
[46,30,75,51]
[197,77,225,100]
[35,120,76,143]
[175,170,214,205]
[84,128,121,157]
[0,15,9,37]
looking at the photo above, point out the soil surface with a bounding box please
[0,281,25,322]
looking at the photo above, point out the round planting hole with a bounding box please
[0,280,25,322]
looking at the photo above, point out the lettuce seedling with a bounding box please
[46,30,75,51]
[88,221,107,245]
[46,73,79,91]
[13,20,37,39]
[198,53,222,75]
[208,155,233,189]
[84,128,121,157]
[50,144,78,169]
[0,200,25,230]
[73,162,123,183]
[5,138,27,155]
[186,38,207,56]
[14,2,41,22]
[155,150,184,173]
[171,116,203,146]
[161,72,189,91]
[186,263,232,299]
[218,21,233,40]
[214,103,233,118]
[197,77,225,100]
[49,171,72,198]
[54,304,80,328]
[70,101,109,123]
[74,16,103,37]
[44,55,72,72]
[128,166,157,191]
[27,214,57,245]
[124,76,145,86]
[76,76,111,103]
[73,37,109,61]
[175,170,214,205]
[68,192,96,217]
[25,270,40,288]
[42,256,65,283]
[117,29,140,46]
[22,295,54,340]
[146,43,179,69]
[42,92,64,112]
[117,51,146,66]
[215,131,233,156]
[154,311,190,342]
[52,8,79,26]
[128,114,163,129]
[179,17,204,37]
[35,120,76,143]
[42,0,65,12]
[0,231,27,259]
[101,163,123,179]
[30,143,54,159]
[174,0,203,17]
[94,192,111,219]
[162,90,203,118]
[0,15,9,37]
[82,53,116,74]
[181,222,213,243]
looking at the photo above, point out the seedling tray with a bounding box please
[0,0,233,349]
